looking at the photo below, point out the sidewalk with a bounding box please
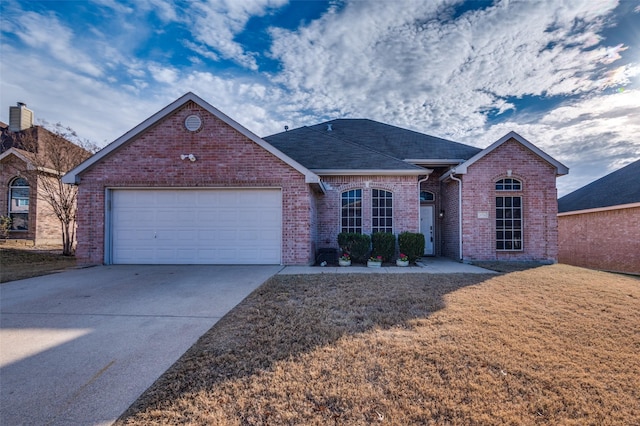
[278,257,496,275]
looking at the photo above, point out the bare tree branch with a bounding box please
[2,125,92,255]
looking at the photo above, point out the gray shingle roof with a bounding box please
[558,159,640,213]
[264,119,481,171]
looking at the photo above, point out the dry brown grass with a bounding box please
[117,265,640,425]
[0,246,76,283]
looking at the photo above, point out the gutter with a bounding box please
[417,175,429,243]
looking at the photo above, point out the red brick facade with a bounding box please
[457,139,559,262]
[69,95,563,266]
[75,101,315,265]
[314,175,420,250]
[558,206,640,274]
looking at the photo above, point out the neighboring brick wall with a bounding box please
[0,155,62,245]
[558,206,640,274]
[76,102,314,265]
[460,138,559,262]
[34,175,65,245]
[316,175,420,251]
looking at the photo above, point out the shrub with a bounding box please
[0,216,11,239]
[371,232,395,262]
[398,232,425,263]
[337,232,371,263]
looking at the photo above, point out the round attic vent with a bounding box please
[184,114,202,132]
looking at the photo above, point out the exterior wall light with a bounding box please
[439,209,445,218]
[180,154,196,162]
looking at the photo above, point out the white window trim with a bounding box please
[372,188,394,234]
[496,195,523,251]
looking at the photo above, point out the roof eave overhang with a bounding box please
[61,92,321,185]
[314,168,432,176]
[404,159,466,166]
[558,202,640,216]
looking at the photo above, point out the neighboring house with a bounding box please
[0,103,88,245]
[63,92,568,265]
[558,160,640,274]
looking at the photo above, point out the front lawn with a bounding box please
[117,265,639,425]
[0,247,77,283]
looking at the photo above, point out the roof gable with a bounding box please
[558,159,640,213]
[62,92,320,185]
[443,131,569,178]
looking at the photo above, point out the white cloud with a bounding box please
[148,64,179,85]
[268,0,624,136]
[188,0,288,70]
[7,11,103,77]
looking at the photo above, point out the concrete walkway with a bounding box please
[0,265,280,426]
[279,257,496,274]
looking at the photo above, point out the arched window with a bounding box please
[341,189,362,233]
[495,178,522,191]
[9,177,29,231]
[420,191,435,202]
[372,189,393,233]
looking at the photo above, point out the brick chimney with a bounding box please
[9,102,34,132]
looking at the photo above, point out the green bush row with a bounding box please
[338,231,425,263]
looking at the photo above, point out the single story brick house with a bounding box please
[63,92,568,265]
[1,103,88,245]
[558,159,640,275]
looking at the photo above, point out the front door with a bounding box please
[420,205,435,255]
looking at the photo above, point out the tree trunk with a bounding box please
[61,221,74,256]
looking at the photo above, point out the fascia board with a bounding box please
[62,92,321,185]
[314,168,432,176]
[0,149,60,176]
[0,148,31,164]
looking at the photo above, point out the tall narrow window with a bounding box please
[9,177,29,231]
[341,189,362,233]
[496,196,522,250]
[372,189,393,233]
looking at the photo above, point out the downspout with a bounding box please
[449,170,463,261]
[417,175,429,233]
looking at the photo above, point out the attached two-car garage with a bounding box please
[107,189,282,265]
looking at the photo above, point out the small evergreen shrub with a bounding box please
[337,232,371,263]
[398,232,425,263]
[371,232,395,262]
[0,216,11,239]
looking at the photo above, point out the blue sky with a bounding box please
[1,0,639,196]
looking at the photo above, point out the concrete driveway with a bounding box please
[0,265,281,426]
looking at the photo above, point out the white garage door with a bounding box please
[110,189,282,264]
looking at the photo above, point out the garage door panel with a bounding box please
[111,189,281,264]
